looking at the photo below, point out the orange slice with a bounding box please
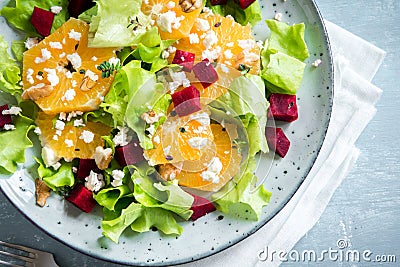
[35,112,112,160]
[141,0,203,40]
[22,18,116,114]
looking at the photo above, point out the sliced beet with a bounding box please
[172,50,196,72]
[171,85,201,117]
[265,127,290,158]
[77,159,99,180]
[192,59,219,89]
[0,104,12,128]
[115,141,145,167]
[210,0,228,5]
[235,0,256,9]
[189,193,216,221]
[268,93,298,122]
[30,7,55,37]
[65,184,97,213]
[68,0,96,18]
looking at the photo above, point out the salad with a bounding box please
[0,0,309,243]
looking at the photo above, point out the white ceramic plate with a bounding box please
[0,0,333,265]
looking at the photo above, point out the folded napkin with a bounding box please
[181,20,385,267]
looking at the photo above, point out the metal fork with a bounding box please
[0,240,59,267]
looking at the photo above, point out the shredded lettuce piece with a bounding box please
[0,114,33,174]
[265,19,309,61]
[206,0,262,26]
[0,0,69,36]
[0,35,22,96]
[36,158,75,191]
[212,159,272,220]
[88,0,151,47]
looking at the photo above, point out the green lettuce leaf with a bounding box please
[211,75,269,156]
[36,158,75,190]
[212,159,272,220]
[88,0,150,47]
[0,0,69,36]
[11,40,26,62]
[132,170,194,220]
[94,185,131,211]
[130,207,183,235]
[261,52,306,95]
[265,19,309,61]
[0,35,22,96]
[78,5,98,23]
[0,114,33,174]
[206,0,262,26]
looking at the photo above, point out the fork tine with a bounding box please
[0,250,34,263]
[0,241,38,255]
[0,258,25,267]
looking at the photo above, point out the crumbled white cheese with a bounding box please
[42,146,61,169]
[36,75,43,80]
[85,171,105,192]
[27,68,35,84]
[166,1,175,9]
[196,18,210,31]
[189,33,200,44]
[73,119,85,127]
[54,120,65,131]
[162,50,170,59]
[59,112,67,121]
[49,41,62,49]
[238,39,256,50]
[50,6,63,14]
[220,64,230,74]
[163,145,171,155]
[3,124,15,131]
[146,124,156,136]
[188,137,209,149]
[202,6,213,14]
[79,130,95,143]
[201,46,221,61]
[71,80,77,88]
[91,56,98,61]
[203,30,218,49]
[34,49,52,64]
[189,112,210,126]
[256,40,264,49]
[2,106,22,116]
[68,29,82,41]
[52,162,61,170]
[226,42,234,47]
[168,81,181,93]
[53,134,59,140]
[85,69,99,82]
[111,170,125,187]
[167,46,177,54]
[224,49,233,59]
[108,57,120,66]
[66,52,82,69]
[44,68,59,86]
[61,89,76,102]
[34,127,41,135]
[65,71,73,79]
[113,126,132,147]
[226,15,235,21]
[24,37,39,50]
[56,130,62,136]
[59,52,66,58]
[65,139,74,147]
[157,11,178,33]
[312,59,322,67]
[274,12,283,21]
[200,157,223,184]
[153,135,160,144]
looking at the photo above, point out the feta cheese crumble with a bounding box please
[54,120,65,131]
[68,29,82,41]
[50,6,63,14]
[113,127,132,147]
[200,157,223,184]
[157,11,178,33]
[49,41,63,49]
[44,68,59,86]
[65,139,74,147]
[3,124,15,131]
[34,49,52,64]
[196,18,210,31]
[188,137,209,149]
[2,106,22,115]
[111,170,125,187]
[79,130,95,143]
[61,89,76,102]
[66,52,82,69]
[312,59,322,67]
[274,12,283,21]
[189,33,200,44]
[85,171,105,192]
[24,37,39,50]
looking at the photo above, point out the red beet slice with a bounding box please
[265,127,290,158]
[210,0,228,5]
[68,0,96,18]
[115,141,145,167]
[0,104,12,128]
[172,50,196,72]
[30,7,55,37]
[77,159,99,180]
[192,59,219,89]
[66,184,97,213]
[171,85,201,117]
[235,0,256,9]
[268,93,298,122]
[189,193,216,221]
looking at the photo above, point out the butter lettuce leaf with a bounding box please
[212,159,272,220]
[265,19,309,61]
[206,0,262,26]
[11,40,26,62]
[36,158,75,190]
[0,0,69,36]
[0,114,34,174]
[88,0,150,47]
[0,35,22,96]
[94,185,132,211]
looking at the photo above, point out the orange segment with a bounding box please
[22,18,116,114]
[144,110,214,165]
[141,0,202,40]
[173,123,242,192]
[35,112,112,161]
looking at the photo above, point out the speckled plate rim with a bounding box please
[0,0,334,265]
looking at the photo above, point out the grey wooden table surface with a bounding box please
[1,0,399,266]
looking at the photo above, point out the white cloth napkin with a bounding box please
[181,20,385,267]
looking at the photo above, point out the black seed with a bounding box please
[170,110,177,117]
[165,155,173,161]
[214,22,221,27]
[79,69,85,74]
[179,127,186,133]
[74,43,79,50]
[38,71,43,76]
